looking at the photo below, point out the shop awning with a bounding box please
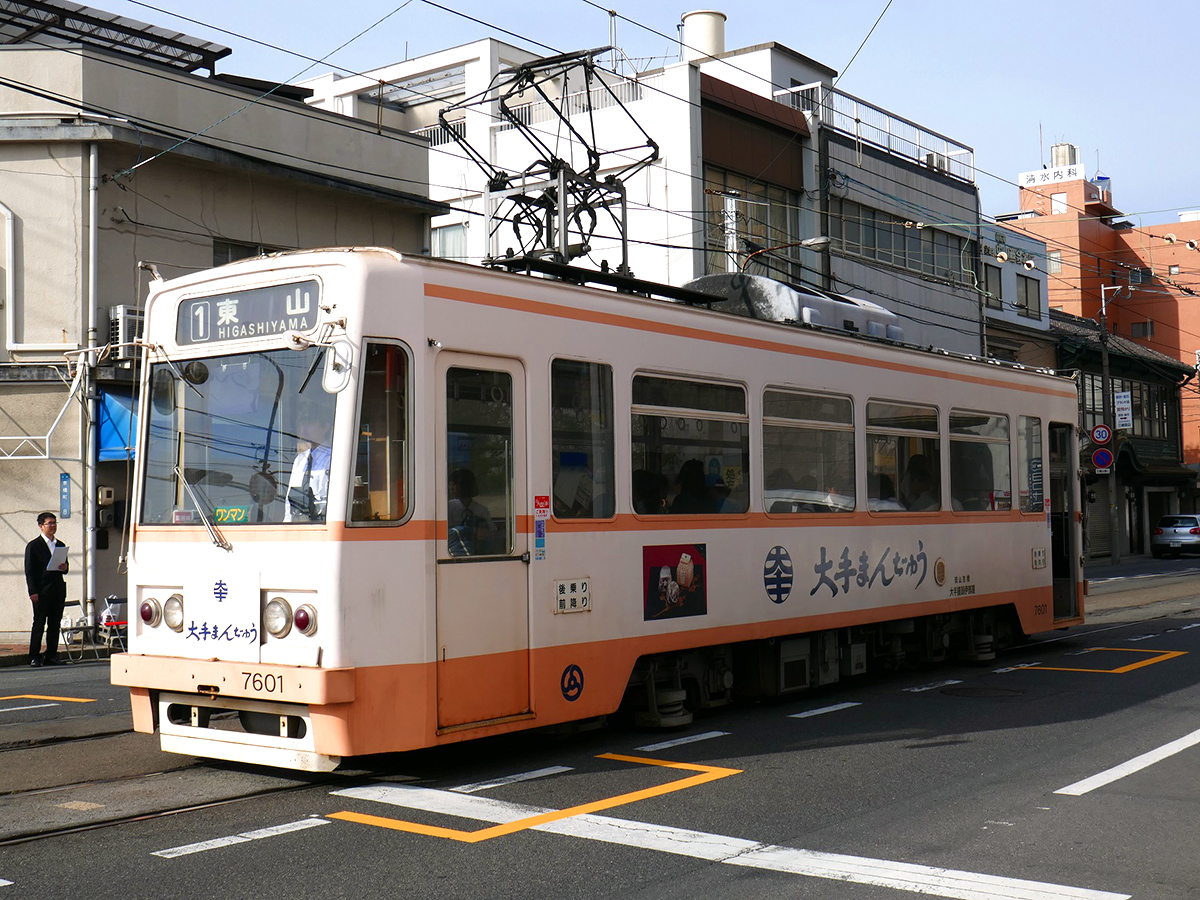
[98,390,137,461]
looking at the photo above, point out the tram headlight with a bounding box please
[163,594,185,632]
[264,597,293,638]
[293,604,317,636]
[140,597,162,628]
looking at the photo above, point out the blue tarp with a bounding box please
[98,390,137,461]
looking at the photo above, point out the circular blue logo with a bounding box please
[764,546,794,604]
[561,664,584,701]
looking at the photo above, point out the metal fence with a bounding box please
[780,82,974,184]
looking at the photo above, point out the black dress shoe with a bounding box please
[29,658,42,667]
[42,658,61,666]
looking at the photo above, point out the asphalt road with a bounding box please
[1,573,1198,900]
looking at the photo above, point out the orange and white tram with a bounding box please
[112,247,1084,771]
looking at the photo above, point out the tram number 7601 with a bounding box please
[242,671,284,694]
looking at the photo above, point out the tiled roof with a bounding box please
[1050,309,1194,377]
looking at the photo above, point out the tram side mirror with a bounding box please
[151,368,176,416]
[321,339,354,393]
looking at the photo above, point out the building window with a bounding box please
[431,223,467,260]
[1079,374,1171,440]
[704,166,801,282]
[1169,264,1181,275]
[1130,321,1154,339]
[213,240,286,266]
[831,198,973,286]
[983,263,1002,309]
[1047,250,1062,275]
[1130,267,1151,285]
[1015,274,1040,319]
[1050,192,1067,215]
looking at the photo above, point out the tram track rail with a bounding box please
[0,769,350,848]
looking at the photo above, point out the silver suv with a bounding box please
[1151,515,1200,558]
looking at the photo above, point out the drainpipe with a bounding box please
[84,142,99,622]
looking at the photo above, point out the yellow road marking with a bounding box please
[0,694,97,703]
[329,753,741,843]
[1029,648,1187,674]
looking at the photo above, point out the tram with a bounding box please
[111,247,1084,771]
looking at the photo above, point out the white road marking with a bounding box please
[635,731,729,751]
[1056,726,1200,796]
[788,702,862,719]
[0,878,12,887]
[451,766,573,793]
[0,704,58,714]
[993,663,1042,673]
[152,817,329,858]
[332,785,1129,899]
[1129,623,1200,642]
[903,679,963,693]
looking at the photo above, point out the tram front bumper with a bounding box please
[111,653,356,772]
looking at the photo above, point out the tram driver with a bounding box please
[284,421,332,523]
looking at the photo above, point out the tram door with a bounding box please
[1048,422,1079,619]
[435,355,530,729]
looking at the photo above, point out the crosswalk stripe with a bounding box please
[332,785,1129,900]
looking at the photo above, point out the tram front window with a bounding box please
[140,347,337,525]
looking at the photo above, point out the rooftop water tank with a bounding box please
[681,10,726,62]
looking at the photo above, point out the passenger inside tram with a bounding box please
[447,468,496,555]
[900,454,939,511]
[633,469,669,514]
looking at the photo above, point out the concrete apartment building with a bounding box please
[998,143,1197,556]
[0,2,440,642]
[303,10,1021,357]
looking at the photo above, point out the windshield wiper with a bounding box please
[174,465,232,551]
[298,346,326,394]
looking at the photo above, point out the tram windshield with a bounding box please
[140,347,336,526]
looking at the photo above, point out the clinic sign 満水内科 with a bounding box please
[176,280,319,346]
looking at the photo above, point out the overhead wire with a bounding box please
[11,1,1196,356]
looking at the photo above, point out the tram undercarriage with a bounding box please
[619,605,1024,728]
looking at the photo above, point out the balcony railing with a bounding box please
[779,82,974,184]
[496,72,661,132]
[412,119,465,147]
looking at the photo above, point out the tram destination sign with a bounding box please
[176,280,320,346]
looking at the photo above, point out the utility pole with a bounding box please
[1099,285,1123,565]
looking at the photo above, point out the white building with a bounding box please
[303,11,1006,355]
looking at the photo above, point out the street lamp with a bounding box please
[740,235,830,273]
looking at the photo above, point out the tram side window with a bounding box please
[1018,416,1044,513]
[446,366,513,556]
[949,410,1011,511]
[762,389,855,513]
[551,360,615,519]
[351,343,409,523]
[631,376,749,514]
[867,401,940,512]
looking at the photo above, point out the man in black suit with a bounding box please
[25,512,69,667]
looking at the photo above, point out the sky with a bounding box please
[96,0,1200,226]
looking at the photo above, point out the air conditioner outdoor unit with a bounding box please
[108,306,144,360]
[925,152,948,172]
